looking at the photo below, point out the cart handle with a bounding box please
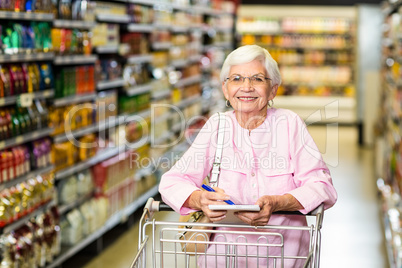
[145,198,324,217]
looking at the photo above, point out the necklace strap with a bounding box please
[210,112,225,187]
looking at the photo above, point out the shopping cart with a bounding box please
[131,197,324,268]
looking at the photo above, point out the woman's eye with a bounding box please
[232,76,242,81]
[254,77,264,82]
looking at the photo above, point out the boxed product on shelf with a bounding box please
[60,196,108,244]
[95,58,122,82]
[0,207,60,268]
[153,7,173,26]
[128,4,154,24]
[0,104,49,138]
[61,208,83,245]
[55,65,94,98]
[96,90,117,122]
[58,174,78,205]
[91,23,119,47]
[121,32,149,56]
[151,30,171,46]
[123,62,151,88]
[94,1,126,16]
[51,29,92,55]
[0,63,53,97]
[0,174,54,226]
[182,83,201,98]
[76,169,94,196]
[118,93,150,115]
[92,150,135,194]
[125,116,150,143]
[49,102,95,135]
[57,0,96,21]
[1,22,52,54]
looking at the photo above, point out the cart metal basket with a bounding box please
[131,198,324,268]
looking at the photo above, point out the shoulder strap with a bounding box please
[209,112,225,187]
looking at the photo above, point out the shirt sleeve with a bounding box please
[158,114,219,215]
[286,113,338,214]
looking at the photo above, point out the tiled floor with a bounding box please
[71,125,388,268]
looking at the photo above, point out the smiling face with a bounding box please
[222,59,278,118]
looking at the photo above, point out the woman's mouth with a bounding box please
[237,97,257,101]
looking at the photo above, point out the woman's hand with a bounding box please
[235,194,304,226]
[235,195,278,226]
[184,187,231,222]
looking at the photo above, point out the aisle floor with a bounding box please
[75,126,388,268]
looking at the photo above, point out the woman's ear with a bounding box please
[222,82,229,100]
[269,84,279,100]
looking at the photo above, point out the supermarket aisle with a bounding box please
[79,125,387,268]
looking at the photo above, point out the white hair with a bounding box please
[220,45,282,86]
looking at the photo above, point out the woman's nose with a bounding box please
[242,78,253,91]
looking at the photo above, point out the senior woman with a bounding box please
[159,45,337,267]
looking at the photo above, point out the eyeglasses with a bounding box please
[225,74,272,86]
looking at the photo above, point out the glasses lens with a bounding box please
[229,75,243,84]
[251,75,267,85]
[227,75,269,86]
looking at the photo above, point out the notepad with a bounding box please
[208,205,260,211]
[208,204,260,224]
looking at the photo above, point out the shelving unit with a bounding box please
[0,0,235,266]
[236,6,357,124]
[376,1,402,267]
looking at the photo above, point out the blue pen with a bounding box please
[202,184,235,205]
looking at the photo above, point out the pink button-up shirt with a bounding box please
[159,108,337,267]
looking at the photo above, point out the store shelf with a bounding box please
[0,128,53,150]
[252,44,354,51]
[1,200,56,235]
[96,14,131,23]
[123,109,151,123]
[53,93,97,107]
[95,45,120,54]
[126,54,153,64]
[59,192,94,215]
[53,117,124,144]
[0,11,54,21]
[0,89,54,107]
[55,145,126,180]
[0,165,55,192]
[97,78,126,90]
[274,95,356,124]
[125,82,153,97]
[53,19,96,29]
[175,94,202,109]
[46,184,159,268]
[152,42,172,50]
[282,82,354,87]
[203,42,232,51]
[127,23,155,32]
[151,89,171,100]
[170,55,201,68]
[127,0,155,5]
[173,74,202,88]
[170,25,189,33]
[0,52,54,63]
[54,55,98,65]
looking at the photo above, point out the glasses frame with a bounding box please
[225,74,272,86]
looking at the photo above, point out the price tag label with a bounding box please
[0,141,5,149]
[0,98,5,106]
[18,93,34,107]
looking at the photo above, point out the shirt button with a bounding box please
[251,172,255,176]
[253,195,257,199]
[252,183,257,188]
